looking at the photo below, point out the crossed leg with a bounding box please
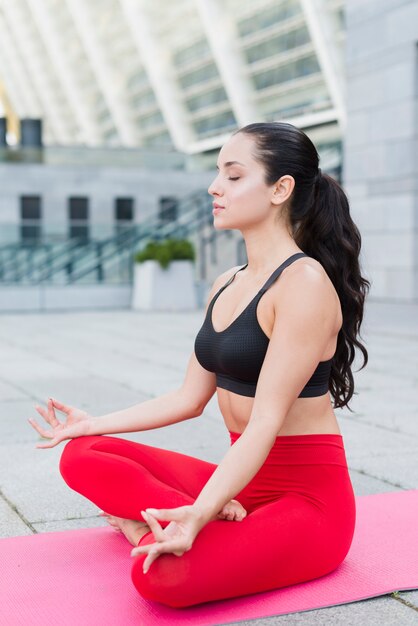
[59,434,353,608]
[133,492,352,608]
[59,435,218,524]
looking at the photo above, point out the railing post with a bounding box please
[97,242,103,282]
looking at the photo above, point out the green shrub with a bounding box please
[134,238,195,270]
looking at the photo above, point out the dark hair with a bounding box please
[233,121,370,411]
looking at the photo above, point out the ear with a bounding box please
[271,174,295,206]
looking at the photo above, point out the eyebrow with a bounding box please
[216,160,246,169]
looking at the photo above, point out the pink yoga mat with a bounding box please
[1,490,417,626]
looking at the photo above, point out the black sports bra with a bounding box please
[194,252,333,398]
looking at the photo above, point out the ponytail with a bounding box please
[234,122,371,411]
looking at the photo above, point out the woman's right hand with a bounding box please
[28,397,92,449]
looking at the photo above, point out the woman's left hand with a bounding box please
[131,505,207,573]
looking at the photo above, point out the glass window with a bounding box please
[115,198,134,221]
[127,69,149,91]
[244,26,310,64]
[68,197,89,242]
[185,87,227,112]
[131,90,156,109]
[252,54,321,90]
[237,0,301,38]
[139,111,165,130]
[69,224,89,242]
[20,196,42,244]
[69,197,89,221]
[178,63,219,89]
[20,224,42,244]
[173,39,210,67]
[193,110,237,135]
[20,195,41,220]
[159,197,178,223]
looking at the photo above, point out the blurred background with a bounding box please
[0,0,417,311]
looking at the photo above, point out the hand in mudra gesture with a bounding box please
[131,506,205,574]
[28,397,92,448]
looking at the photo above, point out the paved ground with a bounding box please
[0,299,417,625]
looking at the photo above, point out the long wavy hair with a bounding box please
[233,122,370,411]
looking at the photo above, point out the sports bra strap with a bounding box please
[259,252,308,293]
[221,263,248,289]
[216,253,307,299]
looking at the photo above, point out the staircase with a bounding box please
[0,190,244,311]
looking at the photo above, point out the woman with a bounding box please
[28,122,370,608]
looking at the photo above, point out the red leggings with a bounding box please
[59,430,356,608]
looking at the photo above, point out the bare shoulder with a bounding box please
[282,255,329,284]
[277,256,342,329]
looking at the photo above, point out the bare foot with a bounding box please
[217,499,247,521]
[99,511,151,546]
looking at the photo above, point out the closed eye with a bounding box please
[228,177,240,181]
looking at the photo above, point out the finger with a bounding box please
[50,397,72,415]
[34,402,60,429]
[143,543,186,571]
[131,540,159,558]
[47,398,60,426]
[134,536,190,558]
[35,400,58,429]
[145,507,182,522]
[143,548,161,573]
[28,418,54,439]
[35,439,59,449]
[141,511,166,542]
[34,404,52,423]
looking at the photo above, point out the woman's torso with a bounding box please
[210,254,343,436]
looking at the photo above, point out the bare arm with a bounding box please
[87,388,201,436]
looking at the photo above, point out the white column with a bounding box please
[27,0,102,145]
[299,0,346,131]
[1,1,72,143]
[0,16,39,119]
[65,0,140,146]
[195,0,258,127]
[119,0,195,151]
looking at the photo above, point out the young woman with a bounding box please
[28,122,370,608]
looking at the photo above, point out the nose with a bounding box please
[208,173,222,198]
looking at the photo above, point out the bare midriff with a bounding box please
[218,388,341,436]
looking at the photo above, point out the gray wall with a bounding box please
[0,162,214,242]
[343,0,418,301]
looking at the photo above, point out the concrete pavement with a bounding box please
[0,299,417,625]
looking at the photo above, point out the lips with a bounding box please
[213,203,225,209]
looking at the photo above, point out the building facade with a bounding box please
[1,0,416,301]
[0,0,345,159]
[343,0,418,301]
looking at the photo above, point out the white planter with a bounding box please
[132,259,198,311]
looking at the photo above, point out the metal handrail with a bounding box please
[0,189,214,284]
[67,196,212,283]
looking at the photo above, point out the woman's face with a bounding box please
[208,132,291,231]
